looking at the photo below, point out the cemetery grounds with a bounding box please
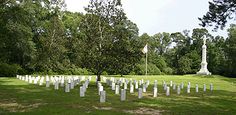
[0,75,236,115]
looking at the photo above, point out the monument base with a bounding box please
[197,69,211,75]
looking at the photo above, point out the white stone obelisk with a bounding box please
[197,37,211,75]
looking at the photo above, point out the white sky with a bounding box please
[65,0,232,37]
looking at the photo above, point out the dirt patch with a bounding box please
[124,107,165,115]
[0,101,44,112]
[93,106,112,110]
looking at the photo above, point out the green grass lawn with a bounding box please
[0,75,236,115]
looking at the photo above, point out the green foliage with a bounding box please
[135,63,161,75]
[148,63,161,75]
[0,1,36,69]
[178,56,192,74]
[69,68,91,75]
[224,24,236,77]
[0,63,23,77]
[101,71,108,75]
[163,67,173,75]
[0,0,235,78]
[199,0,236,30]
[128,71,136,75]
[79,0,141,80]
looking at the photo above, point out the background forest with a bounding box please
[1,0,236,78]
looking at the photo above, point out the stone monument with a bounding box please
[197,36,211,75]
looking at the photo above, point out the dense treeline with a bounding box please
[0,0,235,78]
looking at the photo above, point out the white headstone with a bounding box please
[173,83,176,90]
[154,80,157,88]
[177,85,180,95]
[100,91,106,103]
[130,84,134,93]
[99,86,103,95]
[34,78,37,84]
[39,77,44,86]
[135,82,139,89]
[143,84,146,92]
[60,78,64,87]
[196,84,199,93]
[97,82,102,89]
[187,84,190,93]
[146,80,150,87]
[138,88,142,99]
[25,76,28,82]
[70,81,74,89]
[46,81,50,87]
[210,83,213,92]
[112,82,116,90]
[181,82,184,89]
[80,86,85,97]
[65,83,70,92]
[164,83,167,91]
[83,83,86,92]
[81,76,85,81]
[153,87,157,97]
[121,89,126,101]
[29,77,32,83]
[124,82,127,90]
[120,81,123,86]
[166,87,170,96]
[203,84,206,92]
[115,85,119,94]
[54,81,59,90]
[139,80,142,86]
[170,81,173,87]
[88,76,92,81]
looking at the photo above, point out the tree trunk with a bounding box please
[96,74,101,81]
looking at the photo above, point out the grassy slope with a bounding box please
[0,75,236,115]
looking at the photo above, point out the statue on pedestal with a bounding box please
[197,36,211,75]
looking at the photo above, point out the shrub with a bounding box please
[163,67,173,75]
[101,71,108,75]
[128,71,136,75]
[135,63,161,75]
[148,63,161,75]
[70,68,92,75]
[0,63,23,77]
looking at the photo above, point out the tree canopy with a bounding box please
[199,0,236,30]
[0,0,236,78]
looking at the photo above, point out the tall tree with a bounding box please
[33,0,68,72]
[152,32,172,56]
[62,11,84,67]
[80,0,141,81]
[0,0,36,69]
[224,24,236,77]
[199,0,236,30]
[208,35,226,75]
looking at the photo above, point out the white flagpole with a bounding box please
[145,48,147,75]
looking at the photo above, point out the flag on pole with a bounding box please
[142,44,148,54]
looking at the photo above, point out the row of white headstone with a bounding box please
[100,77,214,102]
[16,75,92,93]
[160,80,213,96]
[16,75,213,103]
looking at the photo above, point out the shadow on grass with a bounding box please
[0,78,236,115]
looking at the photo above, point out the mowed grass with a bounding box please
[0,75,236,115]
